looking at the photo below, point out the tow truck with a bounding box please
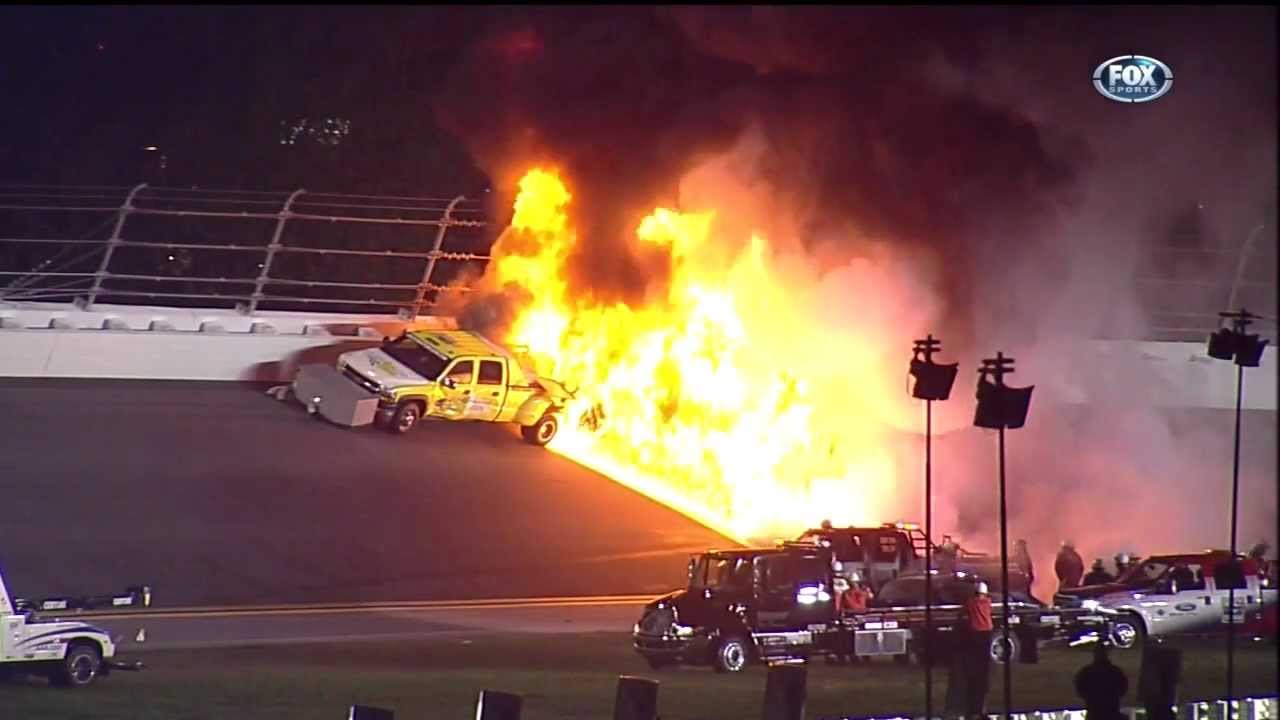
[1,569,150,688]
[633,543,1109,672]
[1054,550,1279,649]
[276,329,592,446]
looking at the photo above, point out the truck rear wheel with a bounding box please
[712,635,750,673]
[53,643,101,689]
[520,414,558,446]
[387,401,422,434]
[989,632,1021,664]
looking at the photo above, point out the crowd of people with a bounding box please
[1053,539,1273,593]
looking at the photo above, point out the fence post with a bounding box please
[249,188,306,315]
[86,182,147,309]
[1225,224,1264,314]
[411,195,466,318]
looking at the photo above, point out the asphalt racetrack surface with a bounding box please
[85,598,646,650]
[0,379,731,607]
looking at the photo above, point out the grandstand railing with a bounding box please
[0,184,491,317]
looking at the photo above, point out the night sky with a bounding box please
[0,7,497,194]
[0,5,1274,333]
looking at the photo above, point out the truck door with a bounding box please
[1161,561,1212,634]
[1210,560,1251,633]
[435,360,476,418]
[754,553,834,631]
[754,555,796,630]
[464,359,507,421]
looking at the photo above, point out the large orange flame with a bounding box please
[485,168,914,543]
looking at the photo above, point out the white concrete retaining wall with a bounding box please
[0,302,456,382]
[0,302,1274,410]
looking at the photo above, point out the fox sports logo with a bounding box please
[1093,55,1173,103]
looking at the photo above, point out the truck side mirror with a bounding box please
[440,377,456,390]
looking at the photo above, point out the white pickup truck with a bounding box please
[0,569,149,687]
[1054,550,1278,648]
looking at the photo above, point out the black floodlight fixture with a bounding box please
[974,352,1034,430]
[910,334,959,401]
[1207,328,1238,361]
[1208,308,1271,367]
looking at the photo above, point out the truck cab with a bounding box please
[633,545,890,672]
[1054,550,1279,649]
[1,570,149,687]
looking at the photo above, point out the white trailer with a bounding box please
[0,569,149,687]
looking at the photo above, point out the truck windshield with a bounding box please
[1119,560,1168,586]
[382,336,448,380]
[691,555,751,592]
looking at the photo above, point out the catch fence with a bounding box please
[0,184,492,316]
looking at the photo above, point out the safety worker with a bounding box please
[1014,538,1035,590]
[829,576,854,665]
[1056,540,1085,591]
[1114,552,1133,578]
[1248,541,1270,563]
[841,573,874,665]
[842,572,873,612]
[1075,641,1129,720]
[938,535,959,576]
[963,581,995,719]
[1083,559,1115,586]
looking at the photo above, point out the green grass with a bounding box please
[2,634,1276,720]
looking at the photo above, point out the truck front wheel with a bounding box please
[520,414,559,446]
[712,635,750,673]
[1110,613,1145,650]
[53,644,101,688]
[387,402,423,434]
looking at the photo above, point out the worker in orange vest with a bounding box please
[963,581,995,719]
[834,572,874,665]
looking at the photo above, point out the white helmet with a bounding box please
[976,582,990,595]
[832,561,844,574]
[850,571,864,585]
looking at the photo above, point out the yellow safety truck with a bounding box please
[283,330,579,446]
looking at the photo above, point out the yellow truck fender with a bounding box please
[514,393,557,427]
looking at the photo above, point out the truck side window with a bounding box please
[447,361,475,384]
[764,556,794,593]
[478,360,504,385]
[878,535,898,561]
[1213,561,1247,591]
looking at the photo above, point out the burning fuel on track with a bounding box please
[469,166,922,543]
[436,7,1276,582]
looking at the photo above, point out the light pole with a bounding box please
[1205,307,1269,704]
[908,334,958,720]
[974,351,1034,720]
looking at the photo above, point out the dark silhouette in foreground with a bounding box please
[1075,642,1129,720]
